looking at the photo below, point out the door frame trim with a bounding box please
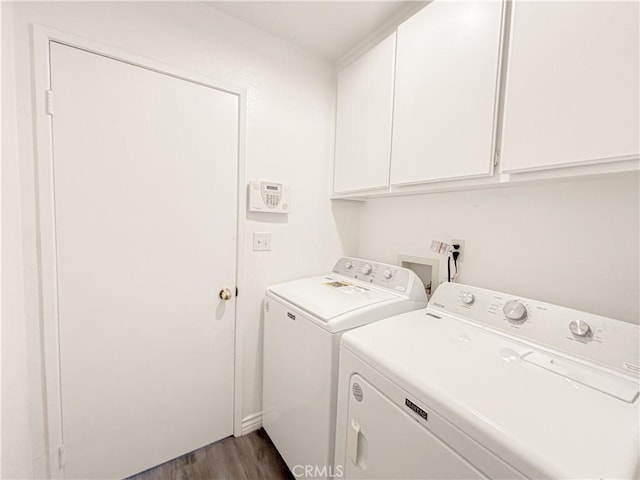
[31,24,247,478]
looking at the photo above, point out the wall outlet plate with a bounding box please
[451,238,464,262]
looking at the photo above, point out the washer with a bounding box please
[263,257,427,478]
[334,282,639,479]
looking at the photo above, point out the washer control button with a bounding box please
[345,261,354,270]
[569,320,592,338]
[461,292,475,305]
[503,300,527,322]
[383,269,393,280]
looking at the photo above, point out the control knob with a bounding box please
[461,292,475,305]
[503,300,527,322]
[383,269,393,280]
[345,261,354,270]
[569,320,592,338]
[360,263,373,275]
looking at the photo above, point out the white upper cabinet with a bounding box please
[501,1,640,173]
[390,1,505,186]
[334,33,396,193]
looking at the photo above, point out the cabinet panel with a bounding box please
[391,1,504,185]
[334,34,396,193]
[501,1,640,172]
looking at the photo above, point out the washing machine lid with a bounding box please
[341,310,640,479]
[267,275,399,322]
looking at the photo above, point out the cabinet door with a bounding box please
[334,34,396,194]
[501,1,640,172]
[390,1,504,186]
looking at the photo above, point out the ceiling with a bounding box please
[206,1,414,60]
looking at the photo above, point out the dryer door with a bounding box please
[344,375,484,479]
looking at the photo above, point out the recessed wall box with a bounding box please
[398,255,441,299]
[248,180,291,213]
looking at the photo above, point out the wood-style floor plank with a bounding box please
[127,429,294,480]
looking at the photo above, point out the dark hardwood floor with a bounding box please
[127,429,294,480]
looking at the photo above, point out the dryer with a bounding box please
[334,282,639,479]
[262,257,427,478]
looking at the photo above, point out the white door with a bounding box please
[49,42,238,479]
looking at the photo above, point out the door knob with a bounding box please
[219,288,232,301]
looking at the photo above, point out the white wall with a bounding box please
[358,174,640,324]
[2,2,34,478]
[4,2,359,477]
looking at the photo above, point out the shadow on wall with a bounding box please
[330,199,361,256]
[246,211,290,224]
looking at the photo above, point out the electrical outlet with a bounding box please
[253,232,272,251]
[451,238,464,262]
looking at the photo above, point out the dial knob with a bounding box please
[461,292,475,305]
[383,269,393,280]
[360,263,373,275]
[345,261,354,270]
[503,300,527,321]
[569,320,592,338]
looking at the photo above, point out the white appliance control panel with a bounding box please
[429,282,640,379]
[333,257,414,294]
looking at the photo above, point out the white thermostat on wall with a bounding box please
[248,180,291,213]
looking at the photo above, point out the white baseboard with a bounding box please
[241,412,263,435]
